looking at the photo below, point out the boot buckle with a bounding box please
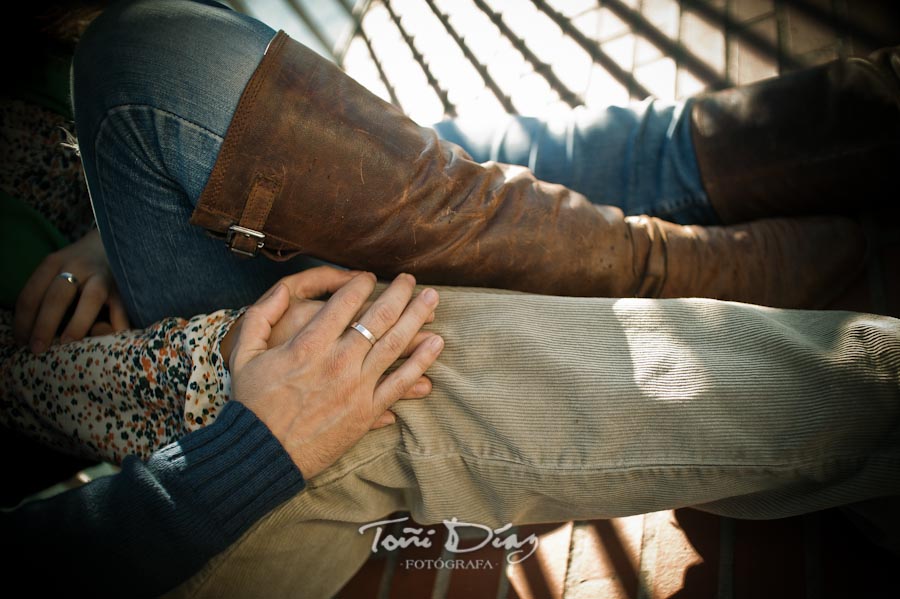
[226,225,266,257]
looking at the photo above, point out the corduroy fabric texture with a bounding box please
[170,285,900,598]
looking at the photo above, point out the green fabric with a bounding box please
[2,48,76,310]
[0,190,69,310]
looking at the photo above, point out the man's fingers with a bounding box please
[60,277,108,343]
[364,288,439,376]
[345,273,415,350]
[373,334,444,415]
[369,410,397,430]
[230,283,290,373]
[28,276,79,353]
[401,331,437,359]
[370,374,433,433]
[355,301,434,325]
[13,255,62,345]
[376,374,432,399]
[299,272,375,344]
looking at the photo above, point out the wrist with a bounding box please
[220,315,242,368]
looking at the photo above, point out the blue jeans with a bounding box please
[73,0,715,327]
[433,103,714,224]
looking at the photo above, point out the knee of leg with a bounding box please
[72,0,274,134]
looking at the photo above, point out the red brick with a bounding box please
[659,509,722,599]
[387,522,447,599]
[338,556,387,597]
[445,535,506,599]
[563,516,643,599]
[507,522,573,599]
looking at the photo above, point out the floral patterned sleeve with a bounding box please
[0,307,244,464]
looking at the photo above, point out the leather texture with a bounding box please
[691,45,900,224]
[192,31,866,308]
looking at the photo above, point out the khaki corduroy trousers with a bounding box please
[169,285,900,598]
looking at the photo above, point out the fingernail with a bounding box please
[429,335,444,351]
[60,335,73,345]
[30,339,47,354]
[414,382,430,394]
[422,288,438,305]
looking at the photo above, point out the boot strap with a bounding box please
[225,173,282,257]
[191,31,294,260]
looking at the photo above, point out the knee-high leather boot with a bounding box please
[691,45,899,224]
[191,31,864,308]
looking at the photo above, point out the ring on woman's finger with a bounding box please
[348,321,377,345]
[56,272,79,287]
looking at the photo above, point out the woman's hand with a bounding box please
[13,229,129,353]
[229,269,443,479]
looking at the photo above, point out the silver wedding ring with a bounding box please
[57,272,79,287]
[348,321,377,345]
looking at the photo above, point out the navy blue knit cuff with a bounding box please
[150,401,306,545]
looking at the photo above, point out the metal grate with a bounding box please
[232,0,898,125]
[231,1,899,123]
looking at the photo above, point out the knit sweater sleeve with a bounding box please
[0,307,244,464]
[2,400,306,597]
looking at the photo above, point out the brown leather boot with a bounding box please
[691,45,900,224]
[191,31,865,308]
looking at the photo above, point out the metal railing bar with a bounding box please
[382,0,457,117]
[423,0,517,114]
[472,0,585,107]
[284,0,338,62]
[359,26,404,109]
[529,0,652,99]
[330,0,402,109]
[680,0,804,71]
[602,0,731,88]
[774,0,791,74]
[334,0,373,65]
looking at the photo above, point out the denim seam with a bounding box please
[97,102,226,143]
[91,104,225,324]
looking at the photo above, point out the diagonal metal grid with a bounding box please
[236,0,899,125]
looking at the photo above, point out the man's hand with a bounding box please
[220,267,437,425]
[14,229,129,352]
[228,268,443,479]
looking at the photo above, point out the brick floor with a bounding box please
[336,507,898,598]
